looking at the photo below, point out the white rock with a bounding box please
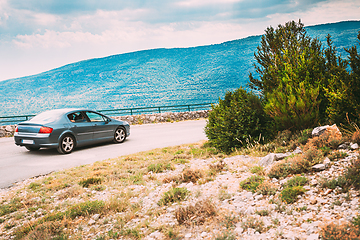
[200,232,208,237]
[259,153,276,167]
[148,231,164,239]
[244,206,255,215]
[5,125,13,132]
[88,219,96,225]
[307,234,319,240]
[323,157,331,167]
[312,164,326,171]
[235,226,244,234]
[312,125,329,137]
[293,147,303,154]
[351,143,359,150]
[185,233,192,238]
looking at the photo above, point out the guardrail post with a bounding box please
[188,105,191,112]
[158,107,161,113]
[130,109,133,115]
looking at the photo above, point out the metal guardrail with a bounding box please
[0,115,36,125]
[0,103,214,125]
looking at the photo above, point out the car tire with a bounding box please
[57,134,75,154]
[113,127,126,143]
[25,146,40,151]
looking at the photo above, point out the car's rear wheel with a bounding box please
[58,134,75,154]
[113,127,126,143]
[25,146,40,151]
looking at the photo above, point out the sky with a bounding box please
[0,0,359,82]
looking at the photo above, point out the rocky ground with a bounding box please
[0,139,359,239]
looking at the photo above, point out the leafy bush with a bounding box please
[283,176,308,188]
[239,175,265,193]
[319,176,347,190]
[205,87,272,153]
[328,151,348,161]
[280,186,306,204]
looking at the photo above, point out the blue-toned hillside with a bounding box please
[1,21,360,116]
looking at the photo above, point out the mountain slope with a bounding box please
[1,21,360,116]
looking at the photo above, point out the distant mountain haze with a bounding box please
[1,21,360,116]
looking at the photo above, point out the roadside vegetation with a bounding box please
[205,19,360,153]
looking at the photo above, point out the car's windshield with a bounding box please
[29,110,64,123]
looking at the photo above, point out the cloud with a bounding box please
[0,0,359,81]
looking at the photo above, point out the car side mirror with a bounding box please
[105,118,111,124]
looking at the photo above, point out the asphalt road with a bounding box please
[0,119,207,189]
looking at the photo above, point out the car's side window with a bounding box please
[68,112,88,123]
[85,112,106,122]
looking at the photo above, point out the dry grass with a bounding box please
[320,223,360,239]
[0,140,229,240]
[175,199,217,225]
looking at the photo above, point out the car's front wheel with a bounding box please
[113,127,126,143]
[58,134,75,154]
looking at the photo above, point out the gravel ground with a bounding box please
[0,147,359,239]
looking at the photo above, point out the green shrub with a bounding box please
[280,186,306,204]
[283,176,308,188]
[319,176,347,190]
[295,128,312,145]
[205,87,273,153]
[239,175,265,193]
[158,187,189,206]
[328,151,348,161]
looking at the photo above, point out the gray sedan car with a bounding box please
[14,108,130,154]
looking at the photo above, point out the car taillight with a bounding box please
[39,126,53,134]
[15,127,18,132]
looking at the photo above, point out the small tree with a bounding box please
[325,32,360,125]
[264,49,321,130]
[205,87,272,153]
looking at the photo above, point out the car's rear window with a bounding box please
[29,110,64,123]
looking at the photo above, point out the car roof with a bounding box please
[40,108,97,115]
